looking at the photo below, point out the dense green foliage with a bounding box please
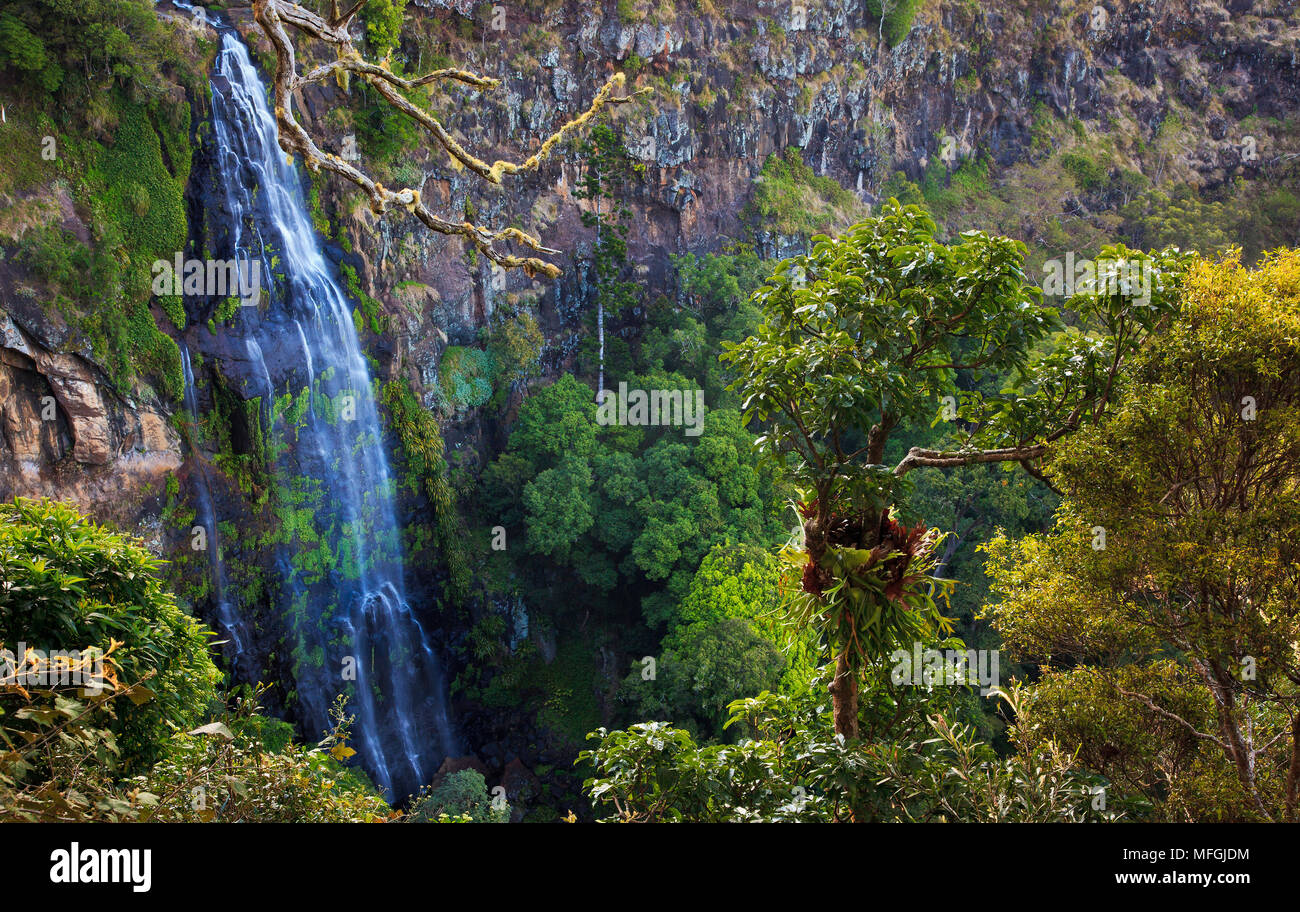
[120,693,393,823]
[645,247,769,403]
[984,250,1300,821]
[868,0,924,46]
[0,0,201,402]
[0,0,180,108]
[482,374,786,630]
[382,378,470,600]
[584,678,1103,821]
[0,502,397,822]
[360,0,409,58]
[408,768,510,823]
[619,542,819,741]
[0,498,220,771]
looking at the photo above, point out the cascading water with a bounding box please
[178,344,245,666]
[182,25,457,800]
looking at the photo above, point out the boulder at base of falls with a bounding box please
[500,758,542,824]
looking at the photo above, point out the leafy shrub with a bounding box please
[878,171,925,207]
[483,300,545,401]
[408,768,509,822]
[381,379,470,600]
[0,0,180,109]
[0,11,61,91]
[137,693,392,822]
[340,262,387,334]
[353,76,420,166]
[744,148,864,237]
[1,685,393,823]
[868,0,923,46]
[439,346,496,412]
[360,0,408,58]
[1060,151,1107,192]
[620,616,785,741]
[585,681,1107,822]
[0,498,220,772]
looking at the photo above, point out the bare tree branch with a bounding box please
[1017,457,1062,496]
[1113,685,1230,751]
[252,0,650,277]
[893,445,1048,477]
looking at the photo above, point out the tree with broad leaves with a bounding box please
[251,0,647,276]
[984,249,1300,822]
[721,199,1190,738]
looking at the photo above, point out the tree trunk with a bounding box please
[1286,714,1300,823]
[830,651,859,739]
[933,524,962,579]
[1197,657,1274,821]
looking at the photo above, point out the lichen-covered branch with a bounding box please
[892,445,1049,477]
[252,0,649,277]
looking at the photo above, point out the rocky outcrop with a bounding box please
[2,0,1294,533]
[222,0,1297,403]
[0,310,181,521]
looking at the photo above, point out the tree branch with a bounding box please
[253,0,650,277]
[1113,685,1230,750]
[892,445,1048,477]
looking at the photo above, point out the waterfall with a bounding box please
[187,27,457,800]
[178,344,245,666]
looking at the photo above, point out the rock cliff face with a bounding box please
[0,298,180,523]
[4,0,1297,523]
[267,0,1299,426]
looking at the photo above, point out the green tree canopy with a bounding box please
[483,374,786,631]
[408,768,509,823]
[721,201,1189,736]
[984,249,1300,821]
